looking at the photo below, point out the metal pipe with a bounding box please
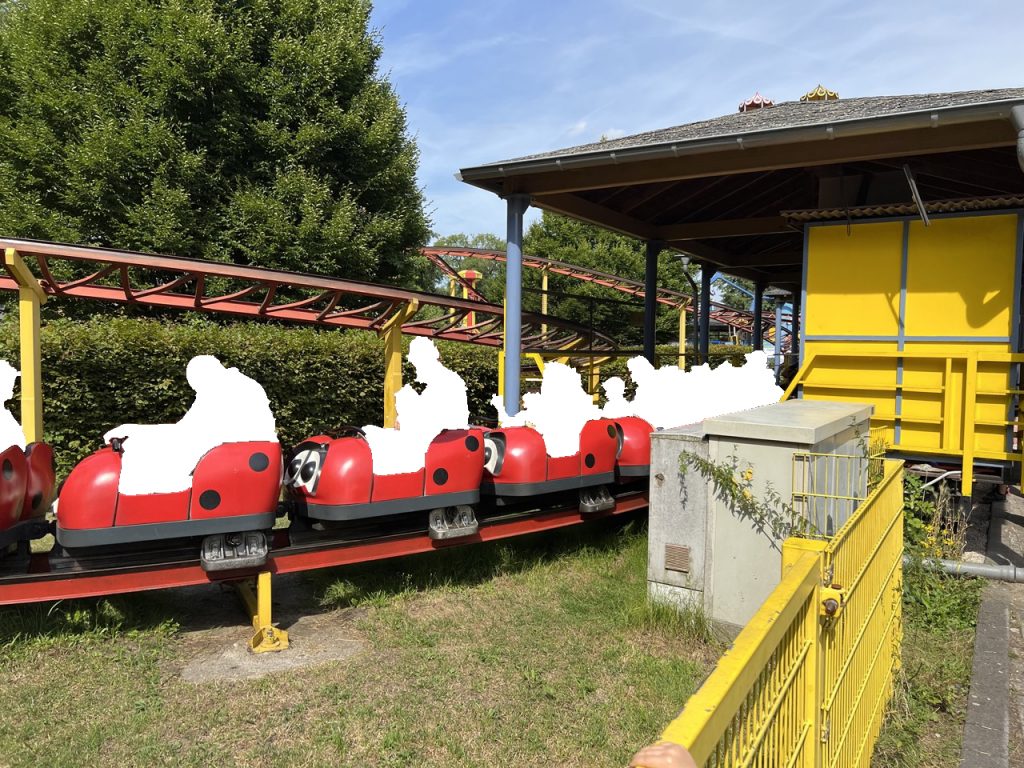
[906,554,1024,582]
[678,256,699,368]
[503,194,530,417]
[643,240,663,364]
[699,266,713,363]
[774,303,783,380]
[752,282,764,350]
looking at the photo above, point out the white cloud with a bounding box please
[567,119,588,136]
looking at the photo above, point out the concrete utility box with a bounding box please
[648,400,872,636]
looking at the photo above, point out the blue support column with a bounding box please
[752,281,764,350]
[643,240,664,364]
[503,193,530,416]
[774,303,783,380]
[699,265,713,363]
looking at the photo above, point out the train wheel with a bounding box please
[579,485,615,515]
[428,505,479,541]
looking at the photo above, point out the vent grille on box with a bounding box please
[664,544,691,573]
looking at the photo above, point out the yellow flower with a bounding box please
[742,489,753,501]
[742,468,754,482]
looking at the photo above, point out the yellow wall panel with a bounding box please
[904,215,1018,338]
[805,222,903,337]
[801,214,1021,463]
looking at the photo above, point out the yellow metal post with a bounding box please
[4,248,46,444]
[962,351,978,498]
[236,571,289,653]
[677,305,687,370]
[379,300,419,428]
[497,349,505,401]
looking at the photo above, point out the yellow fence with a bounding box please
[660,459,904,767]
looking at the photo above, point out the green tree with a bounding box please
[0,0,429,285]
[430,232,507,301]
[522,211,697,346]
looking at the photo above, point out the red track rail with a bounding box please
[0,238,614,352]
[0,493,648,606]
[423,246,785,342]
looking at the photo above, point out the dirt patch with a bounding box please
[180,613,364,683]
[147,574,368,683]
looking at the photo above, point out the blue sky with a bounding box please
[370,0,1023,241]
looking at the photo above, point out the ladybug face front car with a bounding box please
[613,416,654,477]
[286,428,486,524]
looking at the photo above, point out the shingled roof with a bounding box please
[481,88,1024,167]
[458,88,1024,286]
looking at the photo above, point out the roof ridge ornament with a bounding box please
[801,84,839,102]
[738,92,774,112]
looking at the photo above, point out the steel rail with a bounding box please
[422,246,783,340]
[0,492,648,606]
[0,238,615,352]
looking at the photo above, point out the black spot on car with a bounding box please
[433,468,448,486]
[199,490,221,510]
[249,452,270,472]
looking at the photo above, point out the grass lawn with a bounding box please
[872,560,983,767]
[0,516,717,767]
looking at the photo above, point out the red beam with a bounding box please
[0,239,615,352]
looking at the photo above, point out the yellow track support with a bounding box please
[236,571,289,654]
[379,300,420,428]
[4,248,46,444]
[677,306,687,369]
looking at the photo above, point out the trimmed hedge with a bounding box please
[0,314,753,478]
[0,317,499,477]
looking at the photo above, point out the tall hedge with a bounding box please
[0,317,498,476]
[0,315,754,478]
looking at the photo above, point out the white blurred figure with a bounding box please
[0,360,26,452]
[621,351,783,430]
[106,356,278,496]
[363,338,470,475]
[492,361,599,458]
[600,376,633,418]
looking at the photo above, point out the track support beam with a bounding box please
[236,571,289,654]
[4,248,46,443]
[380,300,420,428]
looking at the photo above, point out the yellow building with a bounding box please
[801,213,1022,481]
[460,86,1024,490]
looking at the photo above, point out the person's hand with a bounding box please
[628,741,698,768]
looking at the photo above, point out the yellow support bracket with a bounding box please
[378,300,420,428]
[236,571,289,654]
[4,248,46,444]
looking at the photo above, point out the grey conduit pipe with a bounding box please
[904,554,1024,583]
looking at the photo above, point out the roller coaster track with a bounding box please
[422,247,789,345]
[0,239,615,352]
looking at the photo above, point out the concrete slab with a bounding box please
[702,400,872,445]
[961,583,1010,768]
[963,488,1024,767]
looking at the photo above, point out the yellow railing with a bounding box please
[659,459,904,767]
[782,349,1024,493]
